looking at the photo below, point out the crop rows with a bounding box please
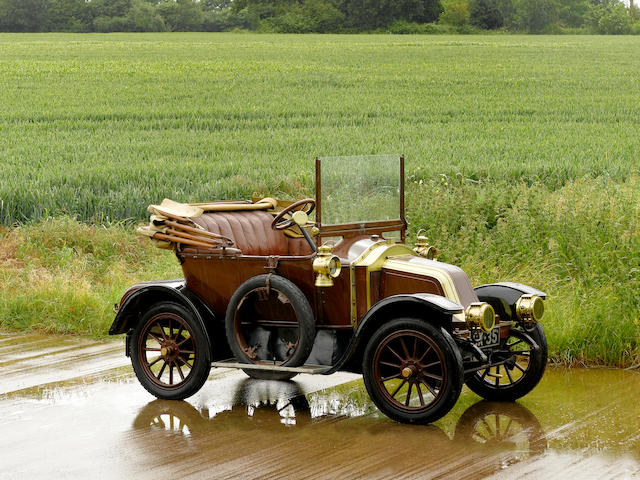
[1,33,639,223]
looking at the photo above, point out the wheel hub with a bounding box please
[401,364,418,379]
[160,340,179,360]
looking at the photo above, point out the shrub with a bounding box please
[157,0,204,31]
[257,0,344,33]
[469,0,503,29]
[93,15,128,32]
[202,7,249,31]
[125,0,165,32]
[440,0,469,26]
[598,3,633,34]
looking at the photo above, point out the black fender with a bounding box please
[324,293,463,375]
[109,279,228,359]
[474,282,547,322]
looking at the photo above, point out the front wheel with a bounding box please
[130,302,211,400]
[362,318,464,424]
[465,324,547,401]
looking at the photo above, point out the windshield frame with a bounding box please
[315,155,407,242]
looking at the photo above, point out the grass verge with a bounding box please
[0,217,180,337]
[1,176,638,368]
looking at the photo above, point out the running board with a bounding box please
[211,359,330,374]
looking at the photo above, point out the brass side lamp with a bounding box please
[313,244,341,287]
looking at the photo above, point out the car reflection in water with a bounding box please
[132,380,547,479]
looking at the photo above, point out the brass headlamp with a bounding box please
[515,294,544,327]
[465,302,496,333]
[313,244,341,287]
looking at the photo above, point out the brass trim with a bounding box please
[348,241,464,325]
[383,257,462,305]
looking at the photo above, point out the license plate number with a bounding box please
[471,328,500,348]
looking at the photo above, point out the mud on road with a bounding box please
[0,333,639,479]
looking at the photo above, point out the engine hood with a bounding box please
[382,255,479,308]
[348,239,478,309]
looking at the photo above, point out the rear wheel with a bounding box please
[362,318,463,424]
[225,274,315,381]
[465,324,547,401]
[130,302,211,400]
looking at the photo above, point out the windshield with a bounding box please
[317,155,402,226]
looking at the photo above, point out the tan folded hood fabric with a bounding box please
[139,197,280,251]
[148,197,279,219]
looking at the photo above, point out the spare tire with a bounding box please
[225,274,315,380]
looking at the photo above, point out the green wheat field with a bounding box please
[0,33,638,365]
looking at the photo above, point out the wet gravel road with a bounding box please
[1,333,639,479]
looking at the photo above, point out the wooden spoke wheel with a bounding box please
[363,318,463,424]
[465,324,547,402]
[130,302,211,400]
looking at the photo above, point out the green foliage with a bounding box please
[440,0,469,26]
[407,176,640,366]
[387,20,450,33]
[556,0,589,28]
[126,0,166,32]
[631,1,640,21]
[157,0,204,31]
[469,0,503,29]
[0,0,633,32]
[89,0,132,19]
[515,0,558,32]
[339,0,442,28]
[202,7,250,31]
[598,3,633,33]
[0,0,50,32]
[586,0,633,33]
[46,0,91,32]
[257,0,345,33]
[232,0,442,31]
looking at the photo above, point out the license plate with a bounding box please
[471,328,500,348]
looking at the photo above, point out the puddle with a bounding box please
[0,333,638,479]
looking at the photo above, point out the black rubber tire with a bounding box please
[362,318,464,424]
[129,302,211,400]
[465,324,547,402]
[225,274,315,381]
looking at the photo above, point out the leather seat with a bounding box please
[191,210,312,257]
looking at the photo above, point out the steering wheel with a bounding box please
[271,198,316,231]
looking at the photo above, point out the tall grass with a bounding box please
[0,218,180,336]
[407,176,640,366]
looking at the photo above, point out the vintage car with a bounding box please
[109,155,548,424]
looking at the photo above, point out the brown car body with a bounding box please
[110,156,548,424]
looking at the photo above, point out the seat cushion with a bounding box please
[191,210,312,256]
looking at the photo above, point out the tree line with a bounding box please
[0,0,638,34]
